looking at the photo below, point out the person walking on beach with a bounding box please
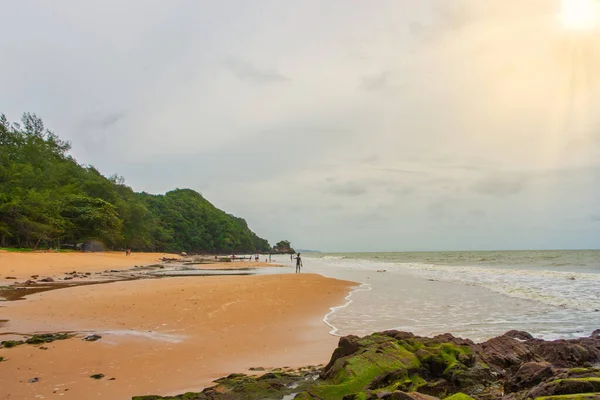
[295,253,303,273]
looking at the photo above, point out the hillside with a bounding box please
[0,113,270,253]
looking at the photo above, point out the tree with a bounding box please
[0,113,270,253]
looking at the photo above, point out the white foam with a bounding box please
[323,283,371,336]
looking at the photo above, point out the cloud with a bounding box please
[472,174,527,197]
[224,57,290,83]
[360,70,403,92]
[81,112,127,130]
[326,181,368,197]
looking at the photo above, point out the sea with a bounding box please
[273,250,600,343]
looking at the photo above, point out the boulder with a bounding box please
[527,378,600,398]
[477,335,538,373]
[505,361,554,393]
[530,338,600,368]
[380,391,440,400]
[504,330,534,341]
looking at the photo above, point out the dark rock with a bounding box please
[63,276,73,280]
[477,335,538,373]
[5,276,17,279]
[83,334,102,342]
[109,377,116,380]
[90,374,105,380]
[29,377,39,383]
[591,329,600,339]
[23,280,37,285]
[504,330,534,341]
[1,340,25,348]
[505,361,554,393]
[530,338,600,368]
[321,335,361,379]
[528,377,600,397]
[26,333,73,345]
[381,392,440,400]
[39,277,54,282]
[249,367,265,371]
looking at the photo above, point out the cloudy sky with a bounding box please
[2,0,600,251]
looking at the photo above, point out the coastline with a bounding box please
[0,252,357,400]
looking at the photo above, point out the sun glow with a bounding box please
[561,0,600,30]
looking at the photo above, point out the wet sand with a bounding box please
[0,251,176,281]
[0,271,355,399]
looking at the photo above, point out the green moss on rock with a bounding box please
[445,393,476,400]
[535,393,600,400]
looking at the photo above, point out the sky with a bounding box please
[1,0,600,252]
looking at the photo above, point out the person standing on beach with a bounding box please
[295,253,303,273]
[290,254,293,263]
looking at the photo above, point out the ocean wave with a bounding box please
[314,256,600,312]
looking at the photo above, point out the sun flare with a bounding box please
[561,0,600,30]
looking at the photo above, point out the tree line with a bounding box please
[0,113,271,253]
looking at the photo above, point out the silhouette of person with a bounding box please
[295,253,303,273]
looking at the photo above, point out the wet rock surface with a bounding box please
[0,332,74,349]
[132,330,600,400]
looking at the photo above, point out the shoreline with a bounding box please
[0,252,357,400]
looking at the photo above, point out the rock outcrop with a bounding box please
[133,330,600,400]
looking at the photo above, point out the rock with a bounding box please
[1,340,25,348]
[5,276,16,279]
[130,330,600,400]
[83,334,102,342]
[504,330,534,341]
[23,280,37,285]
[321,335,362,379]
[249,367,265,371]
[591,329,600,339]
[505,362,554,393]
[477,335,538,373]
[63,276,73,280]
[380,391,441,400]
[90,374,105,380]
[26,333,73,345]
[530,338,600,368]
[29,377,39,383]
[39,277,54,282]
[528,377,600,397]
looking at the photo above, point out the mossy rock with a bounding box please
[26,333,73,345]
[444,393,475,400]
[531,378,600,397]
[535,393,600,400]
[0,340,24,348]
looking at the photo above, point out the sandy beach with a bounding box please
[0,251,178,281]
[0,253,355,400]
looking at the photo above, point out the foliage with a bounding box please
[272,240,295,254]
[0,113,270,253]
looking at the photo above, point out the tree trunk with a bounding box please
[33,237,41,251]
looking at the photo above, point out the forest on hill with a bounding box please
[0,113,271,254]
